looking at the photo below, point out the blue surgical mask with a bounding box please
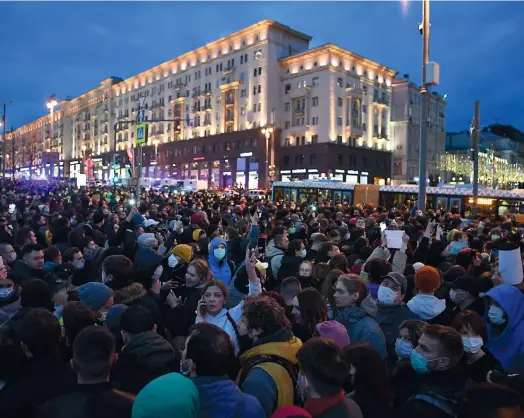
[75,262,85,270]
[395,339,413,359]
[180,359,192,376]
[410,350,431,374]
[289,228,296,235]
[214,248,226,260]
[377,285,398,305]
[0,287,14,299]
[488,305,506,325]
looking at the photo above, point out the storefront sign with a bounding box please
[280,170,291,174]
[308,169,318,173]
[292,169,307,174]
[347,170,358,174]
[240,152,253,157]
[335,169,345,174]
[193,157,205,161]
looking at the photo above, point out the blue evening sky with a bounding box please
[1,1,523,132]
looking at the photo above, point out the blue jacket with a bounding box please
[192,376,265,418]
[335,298,387,359]
[484,285,524,374]
[208,237,233,287]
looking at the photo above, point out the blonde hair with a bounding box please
[188,258,214,284]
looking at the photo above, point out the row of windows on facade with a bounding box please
[126,60,263,103]
[285,116,386,136]
[284,77,388,97]
[283,135,387,148]
[283,152,387,168]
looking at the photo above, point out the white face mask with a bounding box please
[462,336,483,354]
[0,287,14,299]
[168,254,179,268]
[300,248,307,258]
[377,285,398,305]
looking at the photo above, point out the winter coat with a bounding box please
[196,280,262,354]
[0,357,76,418]
[35,382,134,418]
[134,247,163,271]
[10,261,57,289]
[165,286,205,337]
[375,303,420,361]
[335,297,387,359]
[208,237,234,287]
[115,283,166,337]
[277,254,303,281]
[113,331,179,395]
[484,285,524,374]
[192,376,265,418]
[266,240,285,281]
[237,328,302,417]
[0,286,21,325]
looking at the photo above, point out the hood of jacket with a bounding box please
[134,247,163,271]
[122,330,176,372]
[335,297,378,325]
[484,285,524,373]
[10,260,46,283]
[192,376,259,417]
[208,236,232,286]
[266,240,285,258]
[407,294,446,320]
[115,282,147,305]
[0,288,21,323]
[240,333,302,366]
[43,261,57,273]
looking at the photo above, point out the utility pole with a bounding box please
[417,0,430,211]
[471,101,480,217]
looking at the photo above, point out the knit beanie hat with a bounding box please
[172,244,193,264]
[272,406,312,418]
[78,282,113,311]
[105,304,128,331]
[316,320,350,349]
[192,229,203,242]
[414,266,441,293]
[412,262,425,272]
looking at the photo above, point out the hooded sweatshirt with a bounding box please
[484,285,524,374]
[192,376,265,418]
[132,373,199,418]
[407,294,446,320]
[208,237,233,287]
[335,295,387,359]
[266,240,285,280]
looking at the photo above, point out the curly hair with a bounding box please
[297,288,328,336]
[188,258,214,284]
[242,295,291,335]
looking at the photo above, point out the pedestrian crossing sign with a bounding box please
[135,123,147,145]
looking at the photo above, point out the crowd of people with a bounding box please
[0,178,523,418]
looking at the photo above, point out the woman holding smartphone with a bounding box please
[196,246,262,354]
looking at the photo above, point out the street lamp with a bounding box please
[152,139,160,177]
[261,126,274,189]
[1,101,12,179]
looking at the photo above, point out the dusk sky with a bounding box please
[1,1,523,132]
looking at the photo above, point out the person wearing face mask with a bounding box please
[278,239,307,282]
[484,285,524,374]
[333,275,387,359]
[0,271,21,325]
[0,243,17,271]
[112,305,179,395]
[447,275,493,318]
[180,323,265,418]
[207,237,235,287]
[402,324,467,418]
[375,272,420,364]
[450,310,502,382]
[77,282,114,324]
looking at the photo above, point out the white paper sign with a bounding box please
[386,230,404,249]
[499,248,523,285]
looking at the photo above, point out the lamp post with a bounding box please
[46,96,57,179]
[417,0,431,211]
[261,126,274,189]
[1,101,12,179]
[152,139,159,177]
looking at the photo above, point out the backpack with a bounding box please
[237,354,302,408]
[407,391,458,417]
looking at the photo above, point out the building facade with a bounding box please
[7,19,427,189]
[390,76,446,185]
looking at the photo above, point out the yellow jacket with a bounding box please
[237,336,302,410]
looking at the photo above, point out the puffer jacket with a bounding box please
[112,331,179,394]
[335,296,387,359]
